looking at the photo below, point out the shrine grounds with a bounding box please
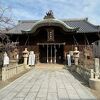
[0,64,99,100]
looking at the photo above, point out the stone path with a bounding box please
[0,64,96,100]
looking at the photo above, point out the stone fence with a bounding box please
[2,64,26,81]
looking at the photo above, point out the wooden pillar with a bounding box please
[50,45,52,63]
[47,45,48,63]
[54,45,56,63]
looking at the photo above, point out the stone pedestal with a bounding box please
[24,57,28,65]
[89,78,100,92]
[74,58,79,65]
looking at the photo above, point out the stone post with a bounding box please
[90,69,94,79]
[94,58,100,79]
[2,67,6,81]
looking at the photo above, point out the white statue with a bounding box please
[16,54,19,60]
[28,51,35,66]
[67,53,71,66]
[3,52,9,66]
[73,47,80,65]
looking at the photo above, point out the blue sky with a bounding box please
[1,0,100,25]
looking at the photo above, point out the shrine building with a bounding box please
[4,10,100,64]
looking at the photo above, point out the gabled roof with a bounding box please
[3,18,100,34]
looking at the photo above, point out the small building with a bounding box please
[92,40,100,58]
[2,10,100,64]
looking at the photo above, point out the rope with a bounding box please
[25,35,29,46]
[84,33,90,46]
[16,36,19,43]
[97,32,100,39]
[73,35,78,46]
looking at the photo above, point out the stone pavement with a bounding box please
[0,64,96,100]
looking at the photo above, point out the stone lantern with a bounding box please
[22,48,29,65]
[73,47,80,65]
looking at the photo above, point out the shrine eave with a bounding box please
[21,19,78,34]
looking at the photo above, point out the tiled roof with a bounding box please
[4,18,100,34]
[63,18,99,33]
[5,21,36,34]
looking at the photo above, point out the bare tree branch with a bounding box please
[0,4,16,52]
[0,6,15,32]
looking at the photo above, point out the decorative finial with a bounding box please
[44,10,55,19]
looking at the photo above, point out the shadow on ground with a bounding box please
[64,66,89,88]
[64,66,100,100]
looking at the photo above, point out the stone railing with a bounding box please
[89,58,100,92]
[68,57,100,91]
[89,69,100,92]
[2,64,25,81]
[75,65,91,82]
[90,69,100,79]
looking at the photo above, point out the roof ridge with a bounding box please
[61,18,88,22]
[18,20,39,23]
[18,18,89,23]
